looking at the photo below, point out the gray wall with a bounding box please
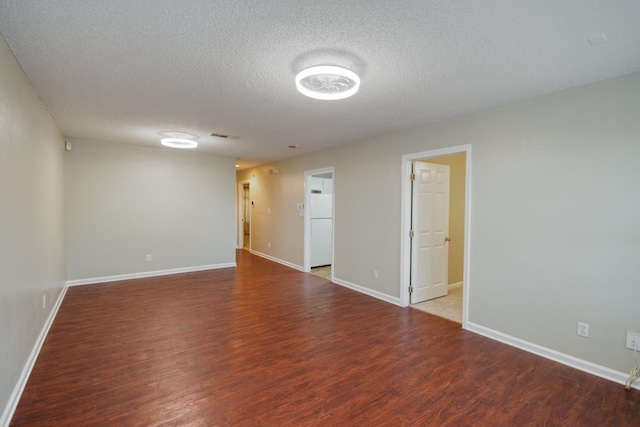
[238,71,640,374]
[66,140,237,281]
[0,36,66,419]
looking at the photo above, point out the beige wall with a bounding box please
[425,154,466,285]
[0,36,66,421]
[66,140,236,281]
[236,167,306,263]
[238,71,640,374]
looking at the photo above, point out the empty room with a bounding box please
[1,1,639,426]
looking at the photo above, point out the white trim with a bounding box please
[250,250,305,272]
[448,281,463,290]
[467,322,640,390]
[399,157,412,307]
[67,263,236,286]
[1,283,68,427]
[400,144,472,332]
[303,167,335,273]
[332,277,401,306]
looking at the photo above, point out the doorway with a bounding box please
[304,168,335,279]
[400,145,471,328]
[237,180,251,250]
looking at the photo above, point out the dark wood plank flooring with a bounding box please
[11,250,640,426]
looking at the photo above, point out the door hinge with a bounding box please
[409,230,414,238]
[409,286,414,294]
[410,173,416,181]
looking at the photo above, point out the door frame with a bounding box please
[303,167,335,273]
[237,179,251,250]
[400,144,472,329]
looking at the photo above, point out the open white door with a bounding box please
[411,161,450,304]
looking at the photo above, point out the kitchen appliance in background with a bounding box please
[310,193,333,267]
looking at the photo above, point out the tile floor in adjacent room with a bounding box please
[411,286,463,323]
[310,265,332,281]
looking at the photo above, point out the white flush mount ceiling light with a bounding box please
[160,137,198,149]
[159,131,197,139]
[295,65,360,100]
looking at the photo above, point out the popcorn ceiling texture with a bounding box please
[0,0,639,167]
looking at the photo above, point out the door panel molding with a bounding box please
[411,161,450,303]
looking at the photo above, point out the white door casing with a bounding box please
[411,162,450,303]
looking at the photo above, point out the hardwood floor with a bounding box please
[11,250,640,426]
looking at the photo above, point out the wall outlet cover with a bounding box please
[577,322,589,338]
[626,331,640,350]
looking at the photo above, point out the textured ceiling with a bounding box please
[1,1,639,169]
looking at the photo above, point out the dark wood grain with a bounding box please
[11,250,640,426]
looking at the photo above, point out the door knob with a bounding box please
[444,237,451,242]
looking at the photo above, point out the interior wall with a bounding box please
[0,36,66,420]
[66,140,236,280]
[237,71,640,374]
[424,153,466,285]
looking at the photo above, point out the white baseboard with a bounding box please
[448,281,463,290]
[250,250,305,272]
[1,283,68,427]
[66,262,237,286]
[466,322,639,391]
[248,251,399,306]
[332,277,401,307]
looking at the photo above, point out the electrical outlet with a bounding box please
[146,254,152,262]
[373,270,378,279]
[268,242,271,248]
[577,322,589,338]
[626,331,640,350]
[42,294,46,309]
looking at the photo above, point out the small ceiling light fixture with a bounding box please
[160,131,197,139]
[295,65,360,100]
[160,138,198,149]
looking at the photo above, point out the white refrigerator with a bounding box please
[310,194,333,267]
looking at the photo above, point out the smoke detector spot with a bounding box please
[587,33,608,45]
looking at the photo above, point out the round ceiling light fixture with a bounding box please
[159,131,198,139]
[295,65,360,100]
[160,137,198,149]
